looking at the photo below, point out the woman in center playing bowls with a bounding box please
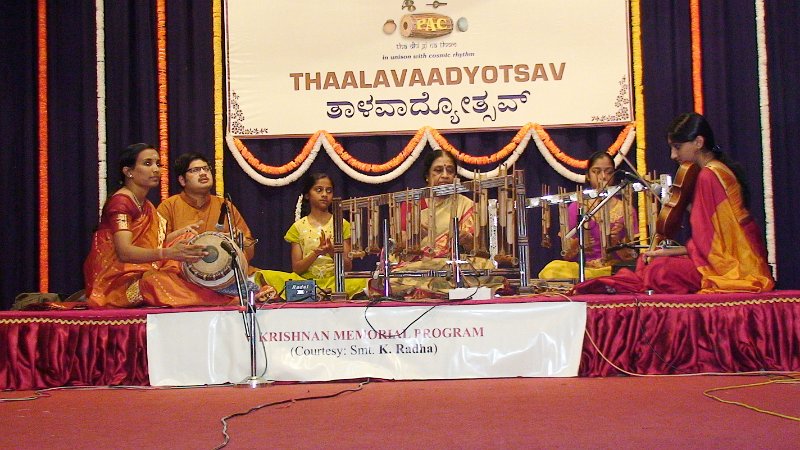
[384,149,502,299]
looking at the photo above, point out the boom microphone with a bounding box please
[618,170,665,199]
[215,202,228,231]
[617,170,642,184]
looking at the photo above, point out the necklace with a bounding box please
[126,188,144,210]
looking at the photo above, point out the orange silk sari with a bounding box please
[686,161,774,293]
[84,194,236,308]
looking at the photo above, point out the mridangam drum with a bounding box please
[181,231,247,291]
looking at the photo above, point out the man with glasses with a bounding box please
[157,152,257,265]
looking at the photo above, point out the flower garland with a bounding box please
[428,124,532,165]
[295,195,303,222]
[234,131,318,175]
[533,122,634,169]
[156,0,169,200]
[212,0,225,196]
[325,129,429,184]
[96,0,107,215]
[226,133,322,186]
[226,129,431,186]
[690,0,704,114]
[449,128,532,180]
[38,0,49,292]
[532,125,636,183]
[228,122,636,186]
[755,0,776,276]
[630,0,649,240]
[533,124,584,169]
[322,128,424,173]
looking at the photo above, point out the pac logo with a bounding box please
[400,13,453,38]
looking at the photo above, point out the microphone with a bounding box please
[618,170,666,200]
[220,240,236,256]
[215,201,228,231]
[617,170,641,184]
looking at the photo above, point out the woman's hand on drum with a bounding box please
[166,220,203,242]
[167,240,208,262]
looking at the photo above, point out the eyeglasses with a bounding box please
[186,165,211,174]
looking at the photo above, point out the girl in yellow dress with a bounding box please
[254,173,367,299]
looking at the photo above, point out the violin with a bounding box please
[650,161,700,246]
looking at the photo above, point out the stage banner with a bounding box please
[225,0,632,137]
[147,302,586,386]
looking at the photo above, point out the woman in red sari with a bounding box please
[640,113,774,293]
[83,143,237,307]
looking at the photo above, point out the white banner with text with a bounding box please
[225,0,632,137]
[147,302,587,386]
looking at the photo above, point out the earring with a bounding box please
[129,174,133,178]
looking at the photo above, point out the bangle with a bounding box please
[158,248,164,259]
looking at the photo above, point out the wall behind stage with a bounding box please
[1,0,798,308]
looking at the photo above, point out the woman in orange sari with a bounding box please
[83,143,237,307]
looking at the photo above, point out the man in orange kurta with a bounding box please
[157,153,258,269]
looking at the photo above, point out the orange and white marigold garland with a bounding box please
[225,123,636,186]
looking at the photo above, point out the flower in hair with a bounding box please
[295,194,303,221]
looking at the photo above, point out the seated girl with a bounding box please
[574,113,774,294]
[254,173,368,300]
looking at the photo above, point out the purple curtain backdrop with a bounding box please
[1,1,798,308]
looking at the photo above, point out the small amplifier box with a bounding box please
[285,280,317,302]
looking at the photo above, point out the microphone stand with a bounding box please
[223,198,247,308]
[618,153,668,205]
[447,217,466,288]
[576,206,586,283]
[566,180,630,283]
[371,219,402,302]
[222,196,270,388]
[223,245,270,388]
